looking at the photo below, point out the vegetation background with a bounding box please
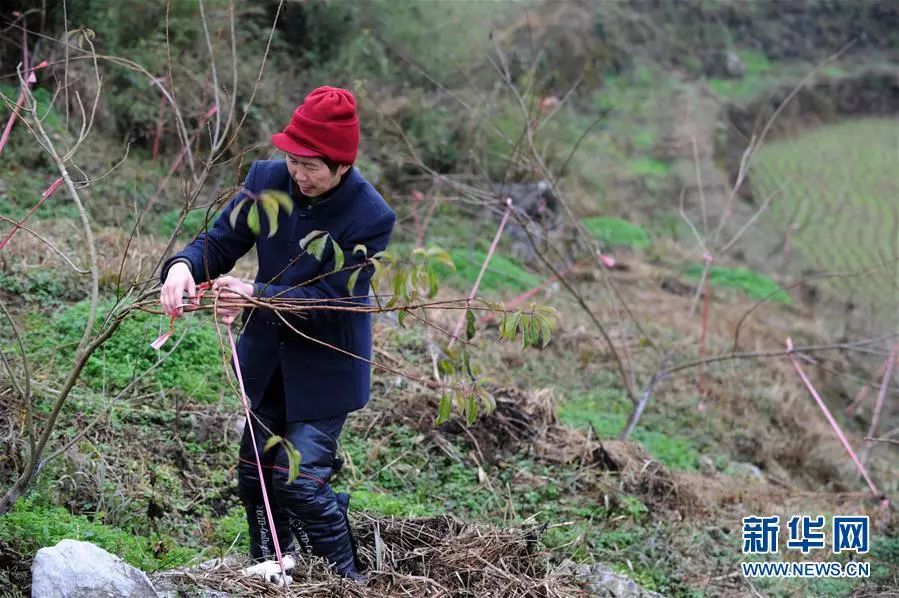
[1,1,897,596]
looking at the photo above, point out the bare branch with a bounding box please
[0,215,87,273]
[0,299,34,454]
[19,65,99,356]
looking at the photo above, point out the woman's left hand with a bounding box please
[212,276,254,324]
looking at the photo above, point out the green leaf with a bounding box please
[266,190,293,215]
[307,235,328,261]
[397,310,407,328]
[417,264,429,294]
[347,268,361,294]
[299,230,325,251]
[427,264,438,298]
[438,358,455,376]
[501,310,521,340]
[426,247,455,270]
[481,390,497,415]
[263,434,282,453]
[539,318,553,348]
[391,271,406,301]
[229,198,249,230]
[370,259,385,293]
[519,315,532,347]
[465,308,476,341]
[461,350,473,379]
[283,440,302,484]
[499,314,512,340]
[259,194,280,238]
[332,242,344,271]
[353,244,367,257]
[407,270,418,300]
[512,311,524,338]
[466,394,478,425]
[247,203,260,236]
[436,394,452,424]
[527,318,540,348]
[287,453,299,484]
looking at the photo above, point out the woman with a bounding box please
[160,86,395,581]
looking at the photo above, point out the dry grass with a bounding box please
[153,514,582,597]
[381,384,602,467]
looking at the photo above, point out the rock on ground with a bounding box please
[31,539,157,598]
[576,563,665,598]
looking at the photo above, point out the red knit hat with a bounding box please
[272,86,359,164]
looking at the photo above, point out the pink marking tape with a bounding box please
[786,338,889,508]
[0,60,49,155]
[0,177,63,251]
[151,283,288,579]
[227,323,288,580]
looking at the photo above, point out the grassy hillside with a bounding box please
[753,118,899,317]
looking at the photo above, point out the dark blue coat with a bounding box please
[161,160,396,419]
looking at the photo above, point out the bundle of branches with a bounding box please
[594,440,680,513]
[386,385,605,466]
[153,514,581,597]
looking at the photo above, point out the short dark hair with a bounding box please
[320,155,343,174]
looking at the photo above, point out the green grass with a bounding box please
[0,269,79,307]
[557,390,702,471]
[706,52,856,103]
[433,248,542,295]
[684,264,792,304]
[0,497,197,571]
[349,489,433,517]
[26,299,236,404]
[157,208,214,239]
[707,49,775,101]
[210,506,249,556]
[820,65,848,78]
[582,216,651,249]
[752,118,899,311]
[627,156,671,178]
[633,128,657,152]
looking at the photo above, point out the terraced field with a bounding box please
[752,118,899,322]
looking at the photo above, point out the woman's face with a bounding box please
[285,153,349,198]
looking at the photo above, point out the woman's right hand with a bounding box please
[160,262,197,318]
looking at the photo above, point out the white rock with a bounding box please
[576,563,664,598]
[725,51,746,78]
[31,539,157,598]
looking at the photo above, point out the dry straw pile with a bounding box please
[154,514,583,597]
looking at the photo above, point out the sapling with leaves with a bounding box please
[230,220,558,427]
